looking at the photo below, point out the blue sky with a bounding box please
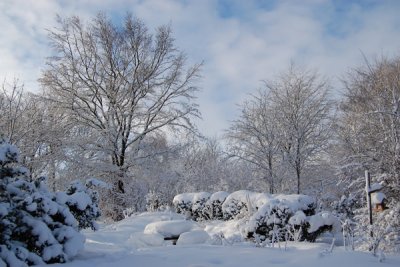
[1,0,400,137]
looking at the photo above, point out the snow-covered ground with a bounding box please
[46,212,400,267]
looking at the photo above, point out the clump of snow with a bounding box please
[0,141,19,165]
[288,210,307,225]
[209,191,230,203]
[68,192,92,210]
[308,212,341,233]
[193,192,211,203]
[144,220,201,238]
[273,194,315,214]
[173,193,197,205]
[176,230,210,245]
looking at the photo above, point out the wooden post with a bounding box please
[365,170,373,225]
[365,170,373,237]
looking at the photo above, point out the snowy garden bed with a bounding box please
[173,190,340,244]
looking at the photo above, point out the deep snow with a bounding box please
[45,211,400,267]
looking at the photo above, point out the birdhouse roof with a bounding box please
[371,192,386,205]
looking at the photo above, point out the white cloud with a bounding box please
[1,0,399,137]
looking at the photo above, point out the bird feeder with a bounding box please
[371,191,387,212]
[368,182,387,212]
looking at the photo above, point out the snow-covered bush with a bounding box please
[173,193,196,218]
[355,202,400,255]
[247,200,294,241]
[245,194,319,242]
[298,211,340,242]
[191,192,211,221]
[203,191,229,220]
[221,190,254,220]
[0,139,97,266]
[62,180,101,231]
[332,194,358,220]
[173,192,211,221]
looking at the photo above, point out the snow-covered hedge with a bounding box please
[0,139,100,266]
[173,191,337,243]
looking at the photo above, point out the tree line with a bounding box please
[1,13,399,221]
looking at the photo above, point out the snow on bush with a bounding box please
[173,192,211,221]
[244,194,318,242]
[355,202,400,255]
[203,191,229,220]
[0,139,98,266]
[173,193,196,218]
[144,220,200,238]
[221,190,255,220]
[191,192,211,221]
[62,180,101,231]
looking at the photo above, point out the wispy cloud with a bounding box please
[1,0,399,137]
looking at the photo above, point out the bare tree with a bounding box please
[0,80,68,186]
[266,65,332,194]
[227,89,281,193]
[0,79,25,143]
[337,56,400,201]
[40,13,201,219]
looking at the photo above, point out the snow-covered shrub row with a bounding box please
[221,191,278,220]
[173,190,339,243]
[0,140,100,266]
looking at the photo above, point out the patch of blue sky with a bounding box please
[216,0,277,19]
[316,0,396,39]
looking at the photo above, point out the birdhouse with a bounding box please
[371,192,387,212]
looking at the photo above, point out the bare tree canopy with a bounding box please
[40,13,201,219]
[41,13,201,167]
[338,56,400,201]
[268,65,332,194]
[228,64,332,194]
[227,89,281,194]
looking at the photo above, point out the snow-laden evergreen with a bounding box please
[0,140,99,266]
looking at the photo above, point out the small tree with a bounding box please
[227,89,281,194]
[267,64,332,194]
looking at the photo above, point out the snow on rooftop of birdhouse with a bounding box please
[371,192,386,205]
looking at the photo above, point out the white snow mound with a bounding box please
[144,220,200,238]
[177,230,210,245]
